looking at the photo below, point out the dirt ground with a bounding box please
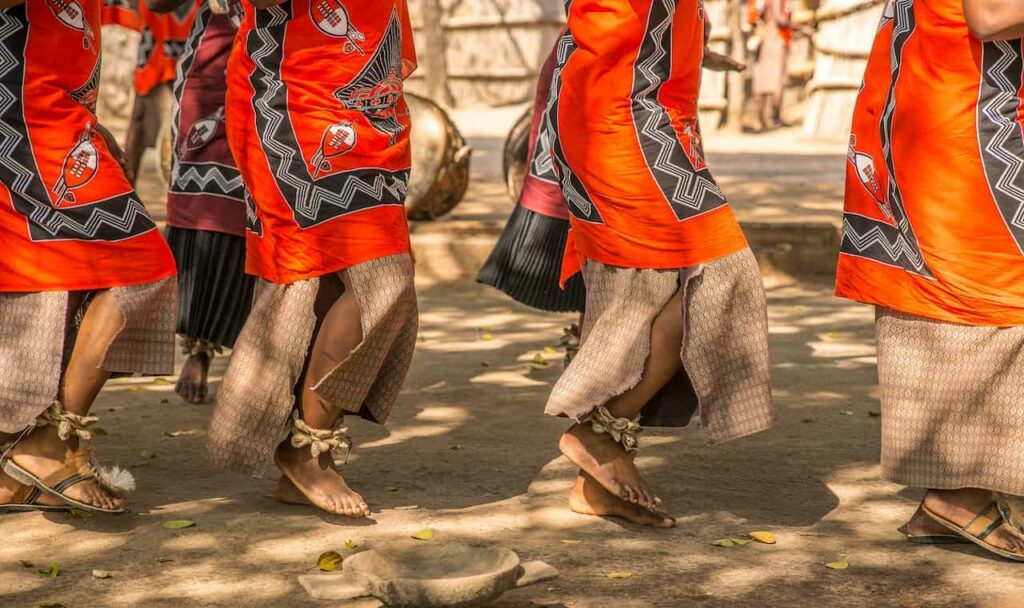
[3,119,1022,608]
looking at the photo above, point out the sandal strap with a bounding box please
[590,405,642,454]
[9,483,35,504]
[35,401,99,442]
[288,411,352,460]
[52,473,92,495]
[997,493,1024,540]
[38,449,96,490]
[181,337,223,359]
[964,503,1004,540]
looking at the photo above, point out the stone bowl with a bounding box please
[344,543,521,608]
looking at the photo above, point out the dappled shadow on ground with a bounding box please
[7,276,1023,607]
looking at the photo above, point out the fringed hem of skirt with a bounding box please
[477,205,586,313]
[207,253,418,477]
[544,248,774,443]
[0,279,176,434]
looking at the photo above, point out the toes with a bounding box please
[637,488,654,510]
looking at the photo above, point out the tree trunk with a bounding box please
[724,0,748,132]
[419,0,454,107]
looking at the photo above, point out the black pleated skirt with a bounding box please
[166,227,255,349]
[477,205,586,313]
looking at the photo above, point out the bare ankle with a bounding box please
[16,426,73,455]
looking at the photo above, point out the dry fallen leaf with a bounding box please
[543,346,558,355]
[606,572,633,579]
[449,443,461,450]
[92,569,112,579]
[411,528,434,541]
[385,486,400,492]
[824,560,850,570]
[530,353,549,366]
[37,563,60,578]
[559,540,582,545]
[749,531,777,545]
[139,450,156,460]
[343,540,359,551]
[155,557,175,563]
[128,386,143,393]
[839,411,854,416]
[164,429,202,438]
[711,538,736,548]
[161,519,196,530]
[159,398,170,405]
[317,551,343,572]
[19,560,34,568]
[479,333,494,341]
[152,377,172,386]
[729,538,752,546]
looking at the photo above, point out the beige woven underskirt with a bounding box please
[207,253,418,477]
[546,248,774,444]
[0,279,176,434]
[876,308,1024,495]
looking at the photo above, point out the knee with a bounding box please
[361,268,417,328]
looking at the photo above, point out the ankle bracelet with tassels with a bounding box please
[289,411,352,462]
[35,401,100,442]
[181,337,223,360]
[589,405,642,454]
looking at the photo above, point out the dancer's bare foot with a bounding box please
[568,471,675,528]
[275,475,311,505]
[8,426,124,511]
[924,489,1024,554]
[175,352,210,404]
[559,422,660,511]
[274,441,369,517]
[0,470,64,507]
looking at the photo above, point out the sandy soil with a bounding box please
[6,111,1019,607]
[2,275,1022,608]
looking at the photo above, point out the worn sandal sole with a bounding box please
[2,459,125,515]
[906,532,970,545]
[0,503,71,513]
[922,503,1024,562]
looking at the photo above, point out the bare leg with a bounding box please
[122,95,147,186]
[771,89,786,127]
[560,289,684,515]
[175,350,211,404]
[755,94,769,131]
[274,271,373,517]
[11,290,126,510]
